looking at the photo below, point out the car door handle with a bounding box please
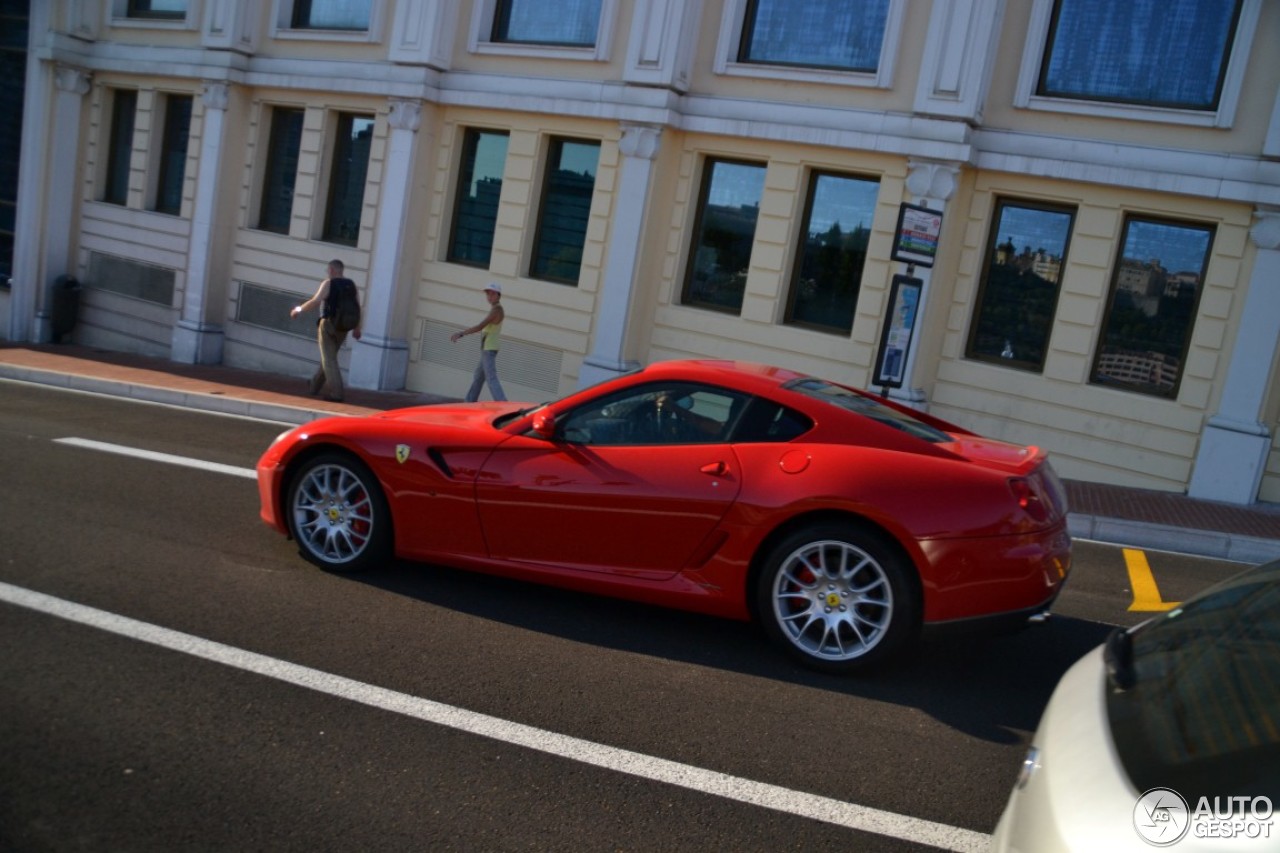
[700,461,728,477]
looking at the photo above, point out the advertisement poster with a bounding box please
[874,275,922,389]
[891,203,943,267]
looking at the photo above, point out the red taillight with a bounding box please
[1008,477,1049,523]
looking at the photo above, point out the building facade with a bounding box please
[5,0,1280,505]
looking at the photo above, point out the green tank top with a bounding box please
[481,321,502,351]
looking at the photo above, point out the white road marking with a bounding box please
[1,580,988,852]
[54,437,257,480]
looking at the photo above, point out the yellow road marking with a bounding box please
[1124,548,1181,612]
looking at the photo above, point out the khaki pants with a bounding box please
[309,318,349,399]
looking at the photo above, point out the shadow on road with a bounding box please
[340,555,1113,743]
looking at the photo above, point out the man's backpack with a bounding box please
[331,278,361,333]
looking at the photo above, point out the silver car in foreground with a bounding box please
[992,560,1280,852]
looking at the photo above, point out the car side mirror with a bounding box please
[532,411,557,440]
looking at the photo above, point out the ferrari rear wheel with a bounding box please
[286,451,390,572]
[757,523,918,673]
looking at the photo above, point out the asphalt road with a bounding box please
[0,381,1247,852]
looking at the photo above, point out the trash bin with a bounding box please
[51,275,81,343]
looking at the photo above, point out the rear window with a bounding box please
[1106,563,1280,805]
[785,378,952,443]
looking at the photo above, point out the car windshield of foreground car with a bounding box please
[1105,561,1280,805]
[784,378,952,443]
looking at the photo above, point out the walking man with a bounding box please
[290,259,362,402]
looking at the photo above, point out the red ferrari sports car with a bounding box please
[257,359,1071,673]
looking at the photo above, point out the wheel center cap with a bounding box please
[825,592,842,607]
[327,507,341,523]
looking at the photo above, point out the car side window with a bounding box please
[559,383,746,446]
[728,398,813,443]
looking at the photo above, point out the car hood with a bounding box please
[372,402,529,429]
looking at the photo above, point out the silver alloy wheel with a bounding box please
[291,462,376,565]
[770,538,894,662]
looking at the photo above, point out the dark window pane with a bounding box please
[492,0,601,46]
[966,200,1075,370]
[322,113,373,245]
[681,159,765,314]
[154,94,191,215]
[448,129,509,267]
[126,0,186,19]
[0,1,25,278]
[291,0,371,30]
[530,138,599,284]
[785,172,878,334]
[1091,217,1213,397]
[739,0,889,72]
[1039,0,1241,110]
[258,107,304,234]
[103,90,137,206]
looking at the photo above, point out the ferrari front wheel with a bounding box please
[756,523,918,673]
[286,451,390,572]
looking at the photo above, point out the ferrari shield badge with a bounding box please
[395,444,411,464]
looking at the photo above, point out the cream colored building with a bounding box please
[6,0,1280,506]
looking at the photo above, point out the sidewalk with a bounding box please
[3,342,1278,564]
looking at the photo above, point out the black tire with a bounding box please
[755,522,919,673]
[285,451,391,572]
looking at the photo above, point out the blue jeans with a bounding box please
[466,349,506,402]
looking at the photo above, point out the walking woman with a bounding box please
[451,282,507,402]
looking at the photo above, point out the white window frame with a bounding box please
[1013,0,1261,128]
[713,0,906,89]
[468,0,617,62]
[269,0,385,44]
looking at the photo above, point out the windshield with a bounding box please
[784,378,951,443]
[1106,561,1280,805]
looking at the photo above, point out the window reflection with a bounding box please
[1039,0,1242,110]
[258,107,304,234]
[154,95,192,215]
[738,0,889,73]
[967,200,1074,370]
[786,172,878,334]
[1091,216,1213,397]
[323,114,373,245]
[291,0,371,30]
[682,159,766,314]
[493,0,602,47]
[531,138,600,284]
[449,129,509,267]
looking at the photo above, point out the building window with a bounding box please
[784,171,878,334]
[322,113,373,246]
[738,0,889,73]
[1038,0,1242,111]
[448,129,509,267]
[257,107,304,234]
[530,137,600,284]
[290,0,371,30]
[126,0,187,19]
[0,0,28,280]
[153,94,192,216]
[492,0,601,46]
[1090,215,1214,398]
[103,90,137,206]
[681,158,766,314]
[966,199,1075,371]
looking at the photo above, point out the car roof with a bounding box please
[637,359,814,394]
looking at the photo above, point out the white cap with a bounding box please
[484,282,502,294]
